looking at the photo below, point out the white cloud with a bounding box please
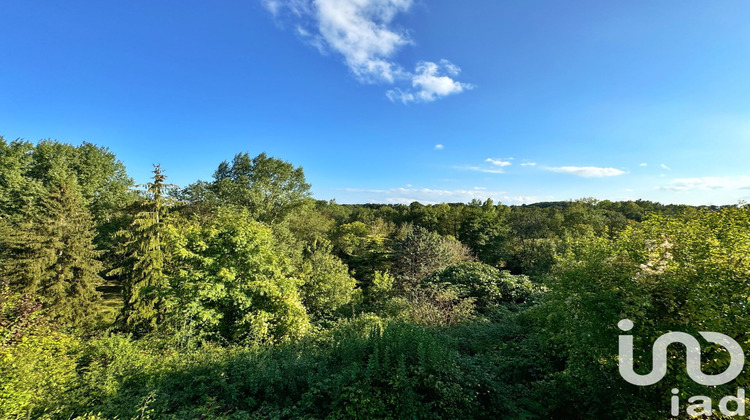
[264,0,282,15]
[546,166,626,178]
[640,163,648,167]
[521,162,536,167]
[452,157,514,174]
[343,187,537,204]
[660,163,671,170]
[434,144,444,150]
[264,0,472,102]
[386,60,474,103]
[659,176,750,192]
[314,0,412,83]
[485,158,512,167]
[453,165,506,174]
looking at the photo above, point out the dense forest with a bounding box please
[1,137,748,419]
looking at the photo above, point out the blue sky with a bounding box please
[1,1,749,205]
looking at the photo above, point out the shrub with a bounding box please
[427,262,538,313]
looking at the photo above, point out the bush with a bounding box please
[0,332,79,419]
[62,321,498,419]
[426,262,538,313]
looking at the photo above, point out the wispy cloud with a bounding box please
[659,176,750,192]
[263,0,472,103]
[343,186,538,204]
[660,163,671,170]
[545,166,626,178]
[521,162,536,167]
[640,163,648,167]
[434,144,444,150]
[453,158,513,174]
[485,158,512,167]
[453,165,506,174]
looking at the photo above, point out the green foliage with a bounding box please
[500,206,560,277]
[392,226,471,289]
[4,138,748,419]
[0,138,44,222]
[427,262,538,313]
[72,335,171,418]
[211,152,311,223]
[330,220,392,282]
[0,138,133,224]
[63,322,489,419]
[110,165,173,334]
[520,207,750,418]
[331,221,371,257]
[27,141,133,217]
[0,138,134,269]
[458,208,508,265]
[0,333,79,419]
[267,200,337,282]
[0,282,48,349]
[169,207,310,345]
[282,199,336,246]
[0,177,104,326]
[385,285,476,327]
[300,246,358,319]
[0,291,79,420]
[369,270,395,302]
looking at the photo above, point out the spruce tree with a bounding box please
[110,165,172,333]
[0,176,103,326]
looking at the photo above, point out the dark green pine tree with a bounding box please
[110,165,172,334]
[0,176,104,326]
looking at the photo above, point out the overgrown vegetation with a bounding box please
[1,136,747,418]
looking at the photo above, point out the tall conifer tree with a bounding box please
[110,165,172,333]
[0,176,103,325]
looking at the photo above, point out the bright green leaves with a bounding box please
[533,206,750,416]
[300,247,358,319]
[170,207,310,345]
[210,152,311,223]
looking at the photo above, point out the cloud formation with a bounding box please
[659,176,750,192]
[452,157,513,174]
[485,158,512,167]
[263,0,472,102]
[546,166,626,178]
[343,187,537,204]
[453,165,506,174]
[434,144,444,150]
[386,60,474,103]
[521,162,536,167]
